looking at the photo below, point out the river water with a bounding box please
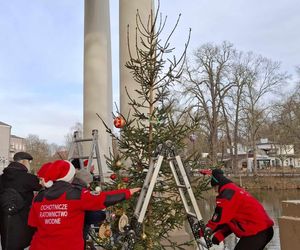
[197,189,300,250]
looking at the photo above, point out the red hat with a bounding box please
[43,160,76,188]
[37,162,53,179]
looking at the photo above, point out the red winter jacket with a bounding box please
[28,181,131,250]
[207,183,273,238]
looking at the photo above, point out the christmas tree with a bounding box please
[95,2,209,249]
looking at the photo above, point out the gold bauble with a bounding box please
[115,160,122,168]
[117,183,126,189]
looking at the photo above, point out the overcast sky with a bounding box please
[0,0,299,145]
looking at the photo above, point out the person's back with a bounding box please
[28,160,140,250]
[1,161,40,206]
[0,152,41,250]
[29,181,88,249]
[203,169,274,250]
[210,182,274,237]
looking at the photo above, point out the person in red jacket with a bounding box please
[28,160,140,250]
[202,169,274,250]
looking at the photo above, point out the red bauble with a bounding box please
[110,173,117,180]
[114,116,126,128]
[122,177,129,183]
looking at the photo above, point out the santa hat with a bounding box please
[43,160,76,188]
[37,162,52,179]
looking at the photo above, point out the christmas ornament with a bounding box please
[110,173,117,180]
[122,177,129,183]
[98,224,112,239]
[113,116,126,128]
[117,183,126,189]
[104,229,112,238]
[118,213,129,232]
[115,160,122,168]
[142,233,147,240]
[95,186,101,192]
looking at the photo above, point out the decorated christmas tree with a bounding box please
[94,2,209,249]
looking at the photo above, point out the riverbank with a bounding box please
[230,175,300,190]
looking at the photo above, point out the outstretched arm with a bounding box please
[80,188,141,211]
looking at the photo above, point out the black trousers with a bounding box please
[0,210,34,250]
[235,227,274,250]
[83,210,106,249]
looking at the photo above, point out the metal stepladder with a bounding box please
[125,141,213,250]
[67,129,104,185]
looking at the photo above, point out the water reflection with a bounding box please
[197,189,300,250]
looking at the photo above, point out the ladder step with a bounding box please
[68,131,104,184]
[74,138,93,143]
[71,156,98,159]
[177,184,186,189]
[187,212,197,218]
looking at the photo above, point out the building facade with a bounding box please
[0,121,11,173]
[226,138,300,171]
[10,134,26,160]
[0,121,26,173]
[256,138,299,168]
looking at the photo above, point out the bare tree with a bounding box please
[271,74,300,155]
[220,52,254,172]
[182,41,235,165]
[241,55,288,172]
[25,134,53,173]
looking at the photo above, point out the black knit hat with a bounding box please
[210,169,232,187]
[13,152,33,162]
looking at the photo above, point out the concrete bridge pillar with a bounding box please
[279,200,300,249]
[83,0,112,174]
[119,0,154,118]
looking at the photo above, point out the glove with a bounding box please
[199,227,212,238]
[203,227,214,248]
[204,227,212,238]
[211,229,226,245]
[212,235,221,245]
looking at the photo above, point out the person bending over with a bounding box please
[201,169,274,250]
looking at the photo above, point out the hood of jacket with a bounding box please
[44,181,74,200]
